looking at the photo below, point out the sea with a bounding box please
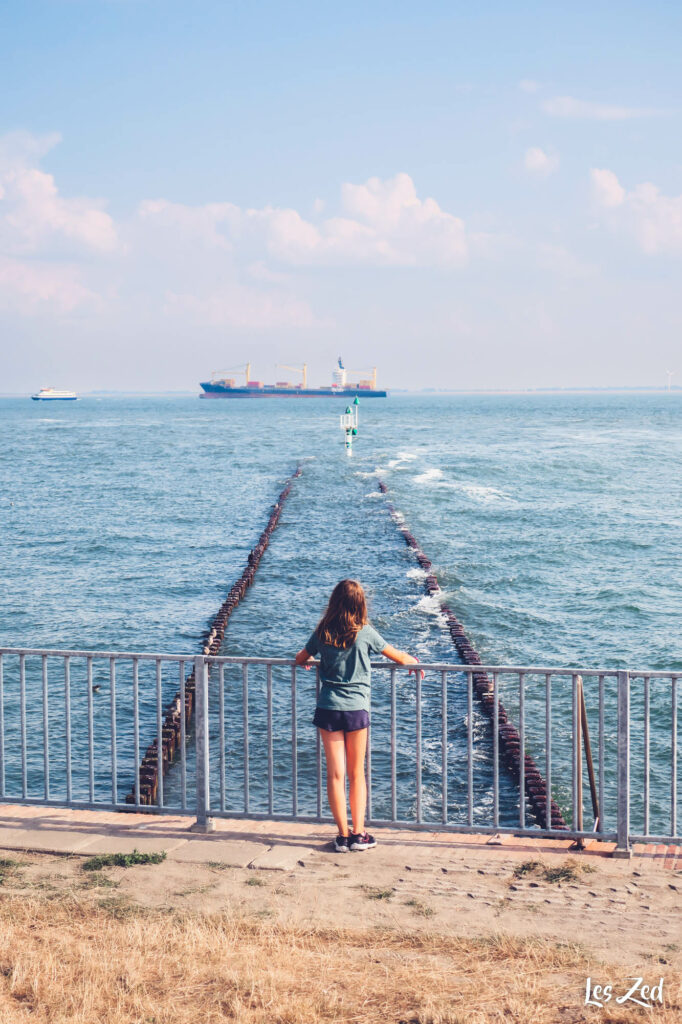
[1,393,680,833]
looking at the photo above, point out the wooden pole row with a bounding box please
[377,478,568,831]
[126,465,303,806]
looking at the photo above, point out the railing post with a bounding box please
[191,655,215,833]
[613,670,631,858]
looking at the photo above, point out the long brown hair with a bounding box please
[317,579,367,648]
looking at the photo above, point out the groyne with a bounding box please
[126,466,302,806]
[377,479,567,831]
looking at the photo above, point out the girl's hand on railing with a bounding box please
[294,649,316,671]
[408,657,424,681]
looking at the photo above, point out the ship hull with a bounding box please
[199,383,387,398]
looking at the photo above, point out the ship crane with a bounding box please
[345,366,378,389]
[211,362,251,384]
[276,363,307,389]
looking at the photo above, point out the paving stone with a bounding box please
[248,845,321,871]
[0,828,96,854]
[169,839,269,867]
[74,834,187,856]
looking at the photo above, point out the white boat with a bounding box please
[31,387,78,401]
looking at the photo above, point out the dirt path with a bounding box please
[3,834,680,968]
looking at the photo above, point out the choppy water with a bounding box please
[1,394,680,832]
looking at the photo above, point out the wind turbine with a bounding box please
[666,369,675,392]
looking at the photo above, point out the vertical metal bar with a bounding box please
[571,673,578,829]
[415,666,422,824]
[194,655,211,828]
[242,663,249,814]
[179,661,187,810]
[42,655,50,801]
[219,664,225,813]
[0,654,4,798]
[268,663,274,815]
[366,687,373,824]
[132,658,140,807]
[315,666,321,819]
[441,671,448,825]
[64,657,72,803]
[575,675,584,834]
[291,664,298,817]
[598,674,605,831]
[615,670,631,856]
[643,676,650,837]
[672,676,678,839]
[390,666,397,822]
[569,671,577,831]
[493,672,500,828]
[467,670,473,826]
[87,656,95,803]
[110,658,117,805]
[156,660,164,809]
[545,673,551,831]
[19,654,27,798]
[518,672,525,829]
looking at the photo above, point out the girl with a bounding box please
[295,579,422,852]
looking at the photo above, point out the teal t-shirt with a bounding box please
[306,623,387,712]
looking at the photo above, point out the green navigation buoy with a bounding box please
[339,398,359,454]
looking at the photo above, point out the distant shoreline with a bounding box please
[1,387,679,398]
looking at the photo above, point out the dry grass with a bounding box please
[0,889,679,1024]
[512,858,595,884]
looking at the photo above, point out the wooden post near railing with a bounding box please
[571,675,600,850]
[580,678,600,828]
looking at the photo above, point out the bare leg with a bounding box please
[345,727,368,834]
[320,729,349,835]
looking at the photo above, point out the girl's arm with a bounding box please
[295,648,315,668]
[381,644,425,680]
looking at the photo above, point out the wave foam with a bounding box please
[460,484,515,505]
[406,567,427,580]
[414,594,442,615]
[414,467,444,484]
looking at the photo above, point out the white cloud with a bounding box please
[519,79,541,94]
[542,96,660,120]
[0,130,63,168]
[590,168,625,208]
[0,134,117,255]
[4,130,597,350]
[3,167,118,253]
[137,172,469,269]
[591,168,682,253]
[0,255,97,314]
[524,147,559,176]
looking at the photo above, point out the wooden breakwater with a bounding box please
[377,479,567,831]
[126,466,302,806]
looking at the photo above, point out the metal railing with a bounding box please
[0,647,679,853]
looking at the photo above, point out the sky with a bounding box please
[1,0,681,392]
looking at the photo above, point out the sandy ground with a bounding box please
[0,809,680,1022]
[2,829,680,970]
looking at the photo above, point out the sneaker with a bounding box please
[349,830,377,851]
[334,834,350,853]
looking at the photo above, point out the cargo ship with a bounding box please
[199,358,387,398]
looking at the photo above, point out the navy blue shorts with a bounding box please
[313,707,370,733]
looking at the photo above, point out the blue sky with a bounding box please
[1,1,681,390]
